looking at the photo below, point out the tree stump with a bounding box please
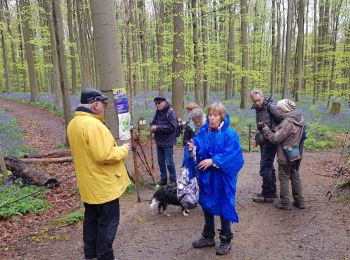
[330,102,341,115]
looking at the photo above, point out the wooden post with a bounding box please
[130,129,141,202]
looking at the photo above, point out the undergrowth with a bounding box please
[0,176,49,219]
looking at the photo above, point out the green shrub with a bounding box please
[54,210,84,226]
[0,181,49,219]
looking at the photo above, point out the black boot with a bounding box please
[192,236,215,248]
[216,233,233,255]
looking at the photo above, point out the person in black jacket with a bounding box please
[182,103,200,146]
[151,96,178,186]
[250,89,280,203]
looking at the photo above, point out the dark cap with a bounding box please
[80,88,108,104]
[153,96,166,102]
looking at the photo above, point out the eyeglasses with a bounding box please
[155,101,162,105]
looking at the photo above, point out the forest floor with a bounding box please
[0,99,349,260]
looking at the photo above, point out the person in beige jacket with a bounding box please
[67,88,130,260]
[259,99,305,210]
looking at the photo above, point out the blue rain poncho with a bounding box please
[185,114,244,222]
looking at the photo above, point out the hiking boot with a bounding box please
[292,201,305,209]
[216,241,231,255]
[192,236,215,248]
[157,179,167,186]
[168,181,176,187]
[274,202,292,210]
[252,193,274,203]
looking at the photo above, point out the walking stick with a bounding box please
[150,132,154,170]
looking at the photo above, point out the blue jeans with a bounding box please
[260,142,277,197]
[83,198,119,260]
[157,145,176,182]
[202,209,232,241]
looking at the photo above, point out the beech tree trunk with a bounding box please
[171,0,185,120]
[0,0,11,93]
[201,0,209,107]
[20,0,38,102]
[67,0,77,95]
[90,0,125,137]
[270,0,276,96]
[52,0,72,138]
[154,0,165,96]
[283,0,293,98]
[225,4,235,100]
[240,0,249,109]
[42,0,63,109]
[191,0,202,105]
[295,0,305,102]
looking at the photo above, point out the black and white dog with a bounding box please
[150,186,190,216]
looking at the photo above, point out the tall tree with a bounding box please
[191,0,202,105]
[154,0,165,95]
[172,0,185,119]
[20,0,38,102]
[42,0,63,109]
[240,0,249,108]
[201,0,209,107]
[5,0,20,91]
[138,0,147,94]
[270,0,277,96]
[313,0,318,103]
[327,0,344,108]
[0,0,11,93]
[52,0,72,134]
[295,0,305,101]
[225,4,235,100]
[90,0,125,137]
[283,0,293,98]
[67,0,77,95]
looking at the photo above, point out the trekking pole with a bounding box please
[135,134,155,184]
[150,132,154,170]
[248,124,252,152]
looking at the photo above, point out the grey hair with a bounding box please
[190,108,204,120]
[250,88,264,98]
[207,102,227,121]
[78,103,93,109]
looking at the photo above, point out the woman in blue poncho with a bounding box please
[187,102,244,256]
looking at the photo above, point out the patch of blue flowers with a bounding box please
[0,110,33,157]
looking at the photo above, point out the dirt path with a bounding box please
[1,100,349,260]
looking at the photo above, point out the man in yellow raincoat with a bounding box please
[67,88,130,260]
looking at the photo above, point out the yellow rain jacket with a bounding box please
[67,111,130,204]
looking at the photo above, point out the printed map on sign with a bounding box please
[112,88,131,140]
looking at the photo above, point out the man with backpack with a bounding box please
[151,96,178,186]
[250,89,280,203]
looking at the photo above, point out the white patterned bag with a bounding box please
[177,166,199,210]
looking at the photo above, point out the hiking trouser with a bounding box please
[259,142,277,197]
[83,198,120,260]
[278,164,304,205]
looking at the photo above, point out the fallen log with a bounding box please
[4,157,59,188]
[24,149,71,158]
[20,157,73,163]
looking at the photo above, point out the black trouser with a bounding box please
[260,142,277,198]
[83,198,120,260]
[202,209,233,242]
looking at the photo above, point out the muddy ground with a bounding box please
[0,99,349,260]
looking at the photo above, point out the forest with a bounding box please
[0,0,349,116]
[0,1,349,258]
